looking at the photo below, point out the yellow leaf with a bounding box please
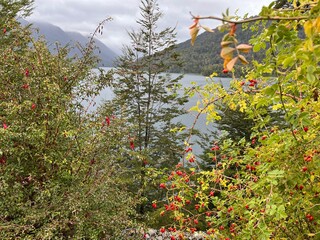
[304,20,313,38]
[313,17,320,34]
[229,102,236,110]
[236,44,252,53]
[272,104,283,111]
[220,47,235,59]
[310,175,315,183]
[190,27,199,46]
[220,179,227,187]
[239,100,247,112]
[210,72,218,78]
[239,54,249,64]
[201,25,214,32]
[226,56,238,71]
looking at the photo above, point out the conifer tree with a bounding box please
[108,0,187,214]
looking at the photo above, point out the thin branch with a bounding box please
[190,12,309,24]
[183,95,226,167]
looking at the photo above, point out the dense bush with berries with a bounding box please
[158,0,320,239]
[0,1,138,239]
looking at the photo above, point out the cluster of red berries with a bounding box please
[306,213,314,222]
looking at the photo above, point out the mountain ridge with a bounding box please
[21,19,118,67]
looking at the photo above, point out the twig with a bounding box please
[190,12,309,24]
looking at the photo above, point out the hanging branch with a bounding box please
[189,12,309,24]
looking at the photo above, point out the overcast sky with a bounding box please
[27,0,273,54]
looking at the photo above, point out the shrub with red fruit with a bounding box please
[159,2,320,239]
[0,7,134,239]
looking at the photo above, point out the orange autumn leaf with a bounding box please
[201,25,214,32]
[239,54,249,64]
[223,57,232,69]
[221,41,234,47]
[189,16,199,29]
[226,56,238,71]
[190,27,199,46]
[229,23,236,36]
[236,44,252,53]
[220,46,235,59]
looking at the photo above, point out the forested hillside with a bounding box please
[172,23,266,76]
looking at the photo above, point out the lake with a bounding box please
[93,68,231,155]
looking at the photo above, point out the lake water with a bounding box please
[94,68,231,155]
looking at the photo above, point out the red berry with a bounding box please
[240,81,245,86]
[3,123,8,129]
[222,69,229,73]
[130,140,134,150]
[22,83,29,89]
[31,103,36,110]
[303,126,309,132]
[299,185,304,190]
[302,166,308,172]
[160,227,165,233]
[159,183,166,189]
[185,147,192,153]
[152,203,157,209]
[304,155,312,162]
[105,116,110,126]
[25,68,29,77]
[189,156,195,163]
[211,145,219,151]
[0,155,6,165]
[249,79,257,84]
[174,195,182,202]
[261,135,267,140]
[194,219,199,224]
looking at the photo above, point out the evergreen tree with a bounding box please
[108,0,187,215]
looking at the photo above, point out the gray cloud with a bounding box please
[27,0,273,53]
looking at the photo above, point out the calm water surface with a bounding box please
[94,68,231,155]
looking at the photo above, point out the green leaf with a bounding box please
[268,170,284,177]
[282,55,295,68]
[264,84,277,96]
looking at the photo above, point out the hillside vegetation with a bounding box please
[172,23,266,76]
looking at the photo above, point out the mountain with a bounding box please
[172,24,265,76]
[21,19,117,67]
